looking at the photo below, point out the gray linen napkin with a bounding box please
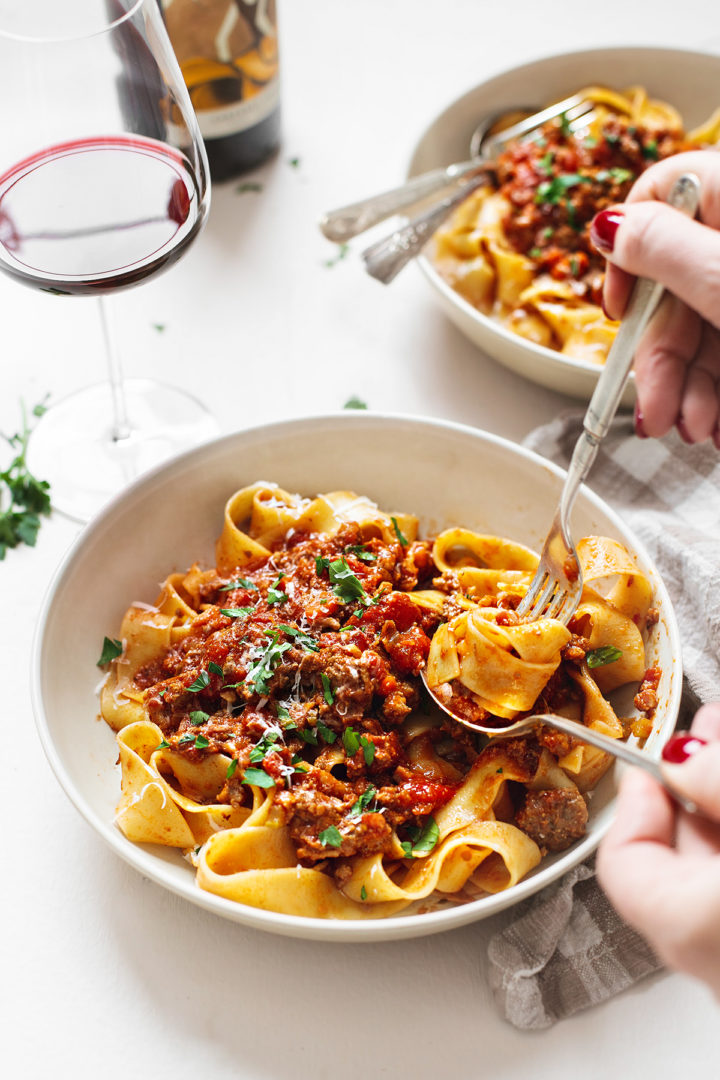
[487,412,719,1029]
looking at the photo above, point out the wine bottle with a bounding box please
[162,0,281,181]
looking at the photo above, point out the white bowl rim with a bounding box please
[408,43,720,385]
[30,411,683,941]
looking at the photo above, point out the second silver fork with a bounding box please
[516,171,702,626]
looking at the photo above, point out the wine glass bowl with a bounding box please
[0,0,216,520]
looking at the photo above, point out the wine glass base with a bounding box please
[28,379,219,523]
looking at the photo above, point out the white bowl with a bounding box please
[409,45,720,403]
[32,414,682,941]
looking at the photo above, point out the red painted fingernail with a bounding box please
[676,416,694,444]
[662,733,708,763]
[634,404,647,439]
[590,209,624,254]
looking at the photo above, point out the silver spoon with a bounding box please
[420,670,698,814]
[320,94,592,244]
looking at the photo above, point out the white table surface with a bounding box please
[3,2,718,1077]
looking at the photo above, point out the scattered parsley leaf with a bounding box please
[324,242,349,268]
[327,556,370,606]
[190,710,210,725]
[277,624,319,651]
[226,759,239,779]
[242,767,276,789]
[359,735,375,766]
[152,323,166,332]
[345,544,376,562]
[321,672,334,706]
[288,156,301,168]
[208,661,224,677]
[343,727,361,756]
[401,817,439,858]
[97,636,123,666]
[360,885,367,901]
[0,398,52,559]
[188,670,211,693]
[194,734,210,749]
[642,139,659,160]
[220,606,254,619]
[535,173,590,205]
[587,645,623,668]
[155,738,170,750]
[219,577,258,592]
[343,396,368,410]
[348,786,376,820]
[299,728,319,745]
[391,516,408,547]
[317,721,337,744]
[267,574,289,606]
[319,825,343,848]
[529,246,542,259]
[244,632,292,695]
[236,181,263,194]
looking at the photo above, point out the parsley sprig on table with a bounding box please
[0,398,52,559]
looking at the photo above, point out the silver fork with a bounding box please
[319,94,594,246]
[360,99,596,285]
[516,171,702,625]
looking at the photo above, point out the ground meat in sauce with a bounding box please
[515,787,589,852]
[634,664,661,714]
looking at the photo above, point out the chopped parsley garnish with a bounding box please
[359,735,376,766]
[529,246,542,259]
[343,395,368,410]
[324,242,350,268]
[244,632,292,695]
[220,606,254,619]
[242,767,276,789]
[317,721,337,744]
[249,730,280,763]
[236,181,263,194]
[642,139,659,160]
[400,817,439,858]
[319,825,343,848]
[569,256,579,277]
[152,323,166,332]
[326,556,371,606]
[208,661,224,677]
[535,173,590,205]
[155,738,170,750]
[288,156,301,169]
[321,672,334,705]
[299,727,319,745]
[542,226,554,239]
[360,885,367,901]
[194,734,210,749]
[559,111,573,136]
[97,636,123,666]
[604,130,620,145]
[343,727,361,756]
[391,516,408,547]
[596,167,634,185]
[0,397,52,559]
[219,577,258,592]
[276,703,297,730]
[587,645,623,668]
[226,759,239,779]
[277,624,319,651]
[345,544,376,562]
[187,670,211,693]
[537,151,554,175]
[348,786,376,820]
[267,574,289,606]
[584,135,598,148]
[189,710,210,725]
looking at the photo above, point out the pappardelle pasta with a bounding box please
[432,85,720,366]
[98,484,660,920]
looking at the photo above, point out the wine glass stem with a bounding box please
[98,295,131,442]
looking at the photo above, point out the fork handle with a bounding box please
[529,714,699,814]
[584,172,701,443]
[319,159,484,243]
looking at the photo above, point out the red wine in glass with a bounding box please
[0,136,204,295]
[0,0,215,522]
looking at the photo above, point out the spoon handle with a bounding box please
[361,171,489,284]
[528,713,699,815]
[319,159,485,244]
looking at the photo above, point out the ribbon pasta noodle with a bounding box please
[98,484,659,920]
[432,85,720,366]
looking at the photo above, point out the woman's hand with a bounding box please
[591,151,720,445]
[597,703,720,996]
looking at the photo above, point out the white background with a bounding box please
[2,1,718,1077]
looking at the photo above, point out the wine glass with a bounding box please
[0,0,217,521]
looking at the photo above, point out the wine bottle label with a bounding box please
[163,0,279,138]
